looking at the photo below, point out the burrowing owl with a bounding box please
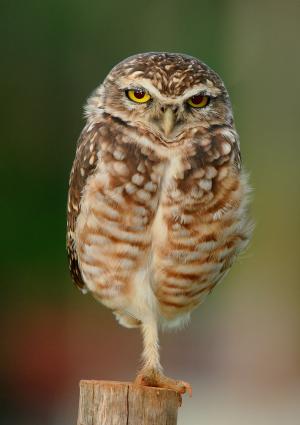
[67,52,252,394]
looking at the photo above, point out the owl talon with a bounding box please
[135,370,192,397]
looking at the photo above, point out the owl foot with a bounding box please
[134,369,192,396]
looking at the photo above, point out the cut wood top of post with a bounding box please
[78,380,182,425]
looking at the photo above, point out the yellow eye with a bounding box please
[126,88,151,103]
[187,94,210,108]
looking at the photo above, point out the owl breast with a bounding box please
[75,124,251,322]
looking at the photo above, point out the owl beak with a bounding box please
[161,107,176,138]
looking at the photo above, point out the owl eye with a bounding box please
[126,88,151,104]
[187,94,210,108]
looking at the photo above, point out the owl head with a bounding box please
[86,52,234,144]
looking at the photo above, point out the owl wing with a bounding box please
[66,124,100,291]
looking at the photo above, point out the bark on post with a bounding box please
[77,380,181,425]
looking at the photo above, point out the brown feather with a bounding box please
[66,124,101,290]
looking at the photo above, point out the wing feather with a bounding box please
[66,124,100,291]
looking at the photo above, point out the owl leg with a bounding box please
[134,320,192,396]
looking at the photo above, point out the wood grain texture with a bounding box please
[77,380,181,425]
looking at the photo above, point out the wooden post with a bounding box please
[77,380,181,425]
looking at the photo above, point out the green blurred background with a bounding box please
[1,1,299,424]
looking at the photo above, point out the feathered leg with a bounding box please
[134,318,192,395]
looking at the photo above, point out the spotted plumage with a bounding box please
[67,52,252,394]
[67,126,100,290]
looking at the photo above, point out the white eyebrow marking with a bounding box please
[181,84,222,100]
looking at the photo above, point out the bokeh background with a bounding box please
[1,1,300,424]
